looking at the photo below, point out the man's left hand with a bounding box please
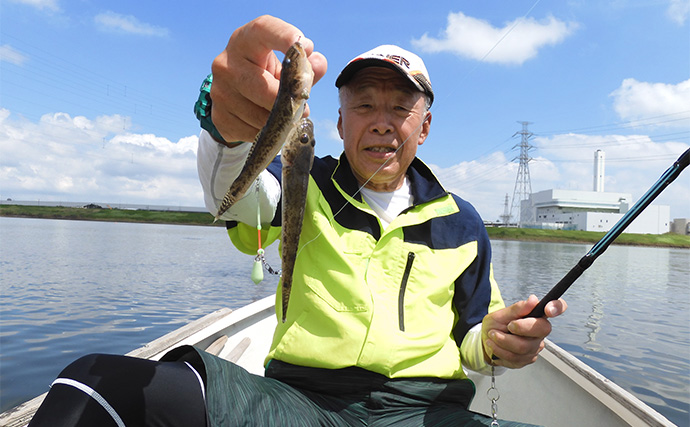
[482,295,567,369]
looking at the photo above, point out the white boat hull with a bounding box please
[1,294,675,427]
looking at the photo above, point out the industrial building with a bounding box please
[520,150,671,234]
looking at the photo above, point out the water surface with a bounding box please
[1,218,688,424]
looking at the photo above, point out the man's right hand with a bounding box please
[210,15,328,143]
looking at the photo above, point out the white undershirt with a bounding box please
[359,177,414,228]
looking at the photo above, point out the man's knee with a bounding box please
[58,353,104,380]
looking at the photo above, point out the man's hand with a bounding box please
[210,15,328,143]
[482,295,567,369]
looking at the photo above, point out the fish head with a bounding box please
[296,118,315,149]
[281,119,315,167]
[282,42,314,102]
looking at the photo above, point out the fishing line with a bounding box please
[448,0,543,91]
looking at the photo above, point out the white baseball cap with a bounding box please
[335,45,434,106]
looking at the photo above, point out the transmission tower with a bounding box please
[499,193,511,225]
[509,121,534,227]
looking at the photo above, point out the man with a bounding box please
[194,14,566,426]
[29,15,566,427]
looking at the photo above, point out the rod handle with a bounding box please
[527,255,593,318]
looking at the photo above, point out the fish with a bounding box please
[280,118,315,323]
[214,41,314,220]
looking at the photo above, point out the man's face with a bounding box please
[337,67,431,192]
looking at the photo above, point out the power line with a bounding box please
[538,153,680,164]
[536,110,690,137]
[0,31,192,139]
[536,130,690,150]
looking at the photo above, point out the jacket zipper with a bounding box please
[398,251,415,332]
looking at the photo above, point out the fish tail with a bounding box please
[281,286,290,323]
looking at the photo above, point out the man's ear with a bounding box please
[418,111,432,145]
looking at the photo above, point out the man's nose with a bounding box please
[370,110,394,135]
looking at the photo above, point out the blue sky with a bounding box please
[1,0,689,222]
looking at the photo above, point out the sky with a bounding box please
[1,0,689,222]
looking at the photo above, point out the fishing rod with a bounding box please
[527,147,690,318]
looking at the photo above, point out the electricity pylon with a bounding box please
[500,193,511,225]
[509,121,534,227]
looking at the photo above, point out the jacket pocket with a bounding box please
[398,251,416,331]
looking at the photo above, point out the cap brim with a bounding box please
[335,58,433,106]
[335,58,407,88]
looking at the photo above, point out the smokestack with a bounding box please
[594,150,605,192]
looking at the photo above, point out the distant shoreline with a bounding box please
[0,204,222,227]
[485,226,690,248]
[2,204,689,248]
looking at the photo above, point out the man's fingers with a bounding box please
[208,15,326,143]
[544,298,568,318]
[488,295,540,328]
[309,51,328,85]
[212,49,281,110]
[233,15,306,66]
[484,295,566,368]
[487,331,543,368]
[210,53,276,141]
[211,105,264,144]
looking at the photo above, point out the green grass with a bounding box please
[486,226,690,248]
[0,204,221,226]
[2,204,689,247]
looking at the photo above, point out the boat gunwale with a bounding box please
[0,295,677,427]
[541,340,675,426]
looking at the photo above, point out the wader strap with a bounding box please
[51,377,126,427]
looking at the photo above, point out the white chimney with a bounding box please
[594,150,605,192]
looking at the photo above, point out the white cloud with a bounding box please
[0,109,202,206]
[0,44,28,66]
[412,12,578,65]
[610,78,690,125]
[94,11,169,37]
[667,0,690,25]
[6,0,59,12]
[430,134,689,222]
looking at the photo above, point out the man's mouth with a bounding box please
[366,146,396,153]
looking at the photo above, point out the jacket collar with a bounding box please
[332,153,448,206]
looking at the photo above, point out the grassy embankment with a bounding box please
[486,226,690,248]
[0,204,221,226]
[2,204,689,248]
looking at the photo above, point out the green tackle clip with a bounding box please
[251,180,265,285]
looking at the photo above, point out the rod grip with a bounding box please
[527,256,592,318]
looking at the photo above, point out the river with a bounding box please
[0,217,688,424]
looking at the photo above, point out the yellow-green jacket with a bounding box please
[227,154,505,380]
